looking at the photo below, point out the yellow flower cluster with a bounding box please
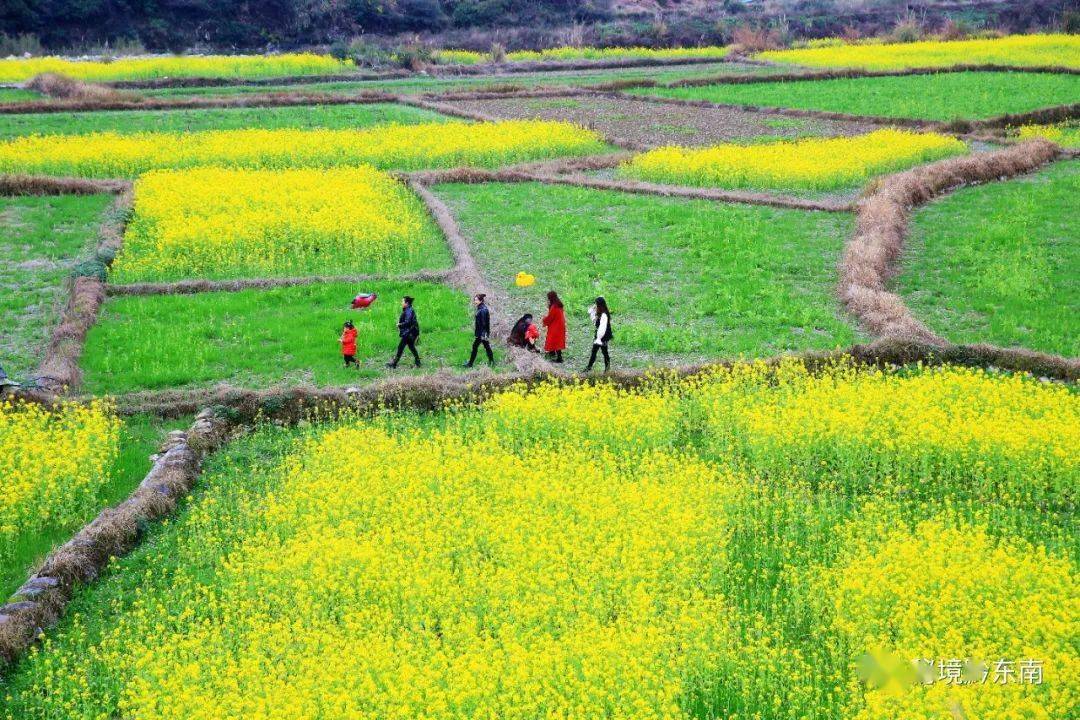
[1017,121,1080,148]
[822,512,1078,720]
[5,362,1076,719]
[0,120,606,178]
[618,129,968,191]
[699,361,1078,505]
[758,33,1080,70]
[433,49,488,65]
[99,427,741,718]
[433,46,733,64]
[113,167,437,282]
[0,53,350,83]
[504,45,731,62]
[0,399,120,562]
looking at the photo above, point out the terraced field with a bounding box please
[0,36,1076,720]
[632,71,1080,121]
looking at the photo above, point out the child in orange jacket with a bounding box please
[340,320,358,368]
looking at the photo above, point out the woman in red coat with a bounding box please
[340,320,358,368]
[541,290,567,363]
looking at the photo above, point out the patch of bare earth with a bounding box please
[441,95,883,148]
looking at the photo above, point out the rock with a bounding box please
[0,601,37,615]
[15,577,58,599]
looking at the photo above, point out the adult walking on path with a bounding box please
[464,293,495,367]
[541,291,566,363]
[387,296,421,369]
[583,296,612,373]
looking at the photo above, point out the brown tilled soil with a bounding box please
[441,94,883,148]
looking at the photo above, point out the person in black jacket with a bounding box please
[387,296,421,368]
[464,293,494,367]
[583,296,612,372]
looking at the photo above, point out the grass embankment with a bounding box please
[3,364,1076,718]
[631,72,1080,121]
[81,281,481,394]
[0,193,113,382]
[0,103,448,139]
[898,159,1079,356]
[0,403,189,599]
[437,182,859,363]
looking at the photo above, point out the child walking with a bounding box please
[340,320,358,368]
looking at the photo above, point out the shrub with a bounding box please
[890,14,925,43]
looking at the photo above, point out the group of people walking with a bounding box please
[468,291,612,371]
[340,292,613,372]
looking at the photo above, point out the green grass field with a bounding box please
[0,193,113,381]
[81,281,487,394]
[436,182,860,364]
[0,103,448,139]
[631,72,1080,121]
[138,62,784,98]
[898,159,1079,356]
[0,88,39,103]
[0,413,189,599]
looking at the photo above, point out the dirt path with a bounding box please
[407,179,554,374]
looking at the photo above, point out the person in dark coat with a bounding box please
[541,290,566,363]
[464,293,494,367]
[387,296,421,368]
[508,313,539,351]
[583,296,612,372]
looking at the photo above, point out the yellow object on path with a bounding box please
[515,272,536,287]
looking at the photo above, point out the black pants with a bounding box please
[391,337,421,366]
[468,337,494,365]
[343,354,357,367]
[585,342,609,371]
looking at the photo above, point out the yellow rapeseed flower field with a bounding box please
[758,33,1080,70]
[0,120,607,178]
[433,49,488,65]
[0,399,120,564]
[0,53,350,83]
[823,511,1078,720]
[699,361,1077,506]
[618,129,968,191]
[1017,121,1080,148]
[112,167,441,282]
[503,45,732,63]
[435,45,731,64]
[5,361,1076,719]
